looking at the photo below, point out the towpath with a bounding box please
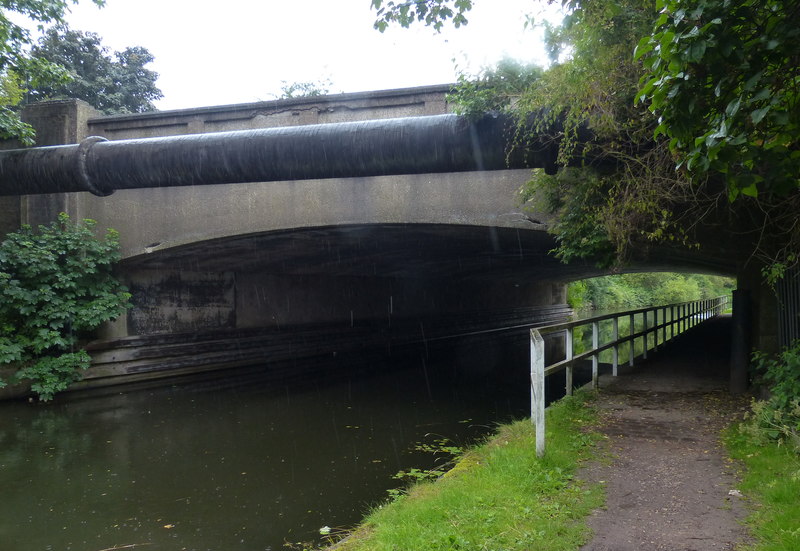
[579,316,751,551]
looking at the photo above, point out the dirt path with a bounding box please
[578,317,751,551]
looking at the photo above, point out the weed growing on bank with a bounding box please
[327,390,603,551]
[725,425,800,551]
[740,343,800,452]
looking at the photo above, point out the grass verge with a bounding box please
[326,390,603,551]
[724,425,800,551]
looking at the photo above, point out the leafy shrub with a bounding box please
[741,342,800,452]
[0,213,131,401]
[567,272,734,312]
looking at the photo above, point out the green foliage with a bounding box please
[636,0,800,275]
[372,0,800,277]
[0,0,104,143]
[432,0,699,268]
[0,213,131,400]
[754,343,800,414]
[725,424,800,549]
[12,351,91,401]
[637,0,799,199]
[741,342,800,451]
[388,437,465,500]
[371,0,473,32]
[28,25,162,114]
[448,58,543,118]
[276,78,333,100]
[530,169,618,267]
[569,272,734,311]
[566,279,588,309]
[513,0,707,268]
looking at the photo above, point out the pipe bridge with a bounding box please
[0,112,558,197]
[0,87,741,395]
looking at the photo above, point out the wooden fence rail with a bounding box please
[529,296,729,457]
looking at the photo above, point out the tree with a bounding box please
[448,58,543,117]
[276,78,333,100]
[371,0,800,279]
[636,0,800,281]
[0,0,104,144]
[372,0,473,32]
[29,25,162,114]
[0,213,131,401]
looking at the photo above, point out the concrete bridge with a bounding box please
[0,86,767,392]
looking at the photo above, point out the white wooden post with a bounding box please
[530,329,545,458]
[565,327,574,395]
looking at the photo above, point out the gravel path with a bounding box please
[578,317,751,551]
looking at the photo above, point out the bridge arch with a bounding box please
[0,90,744,393]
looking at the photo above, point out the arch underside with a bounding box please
[122,223,736,283]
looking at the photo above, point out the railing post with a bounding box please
[628,313,635,367]
[643,312,649,360]
[670,305,675,340]
[681,304,685,333]
[592,320,599,389]
[565,327,573,395]
[612,316,619,376]
[662,306,667,345]
[653,309,659,351]
[530,329,545,458]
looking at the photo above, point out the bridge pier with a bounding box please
[81,263,571,389]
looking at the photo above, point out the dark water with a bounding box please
[0,352,530,551]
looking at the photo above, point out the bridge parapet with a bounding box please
[87,84,452,139]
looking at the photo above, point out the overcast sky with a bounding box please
[59,0,562,111]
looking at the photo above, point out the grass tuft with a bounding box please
[724,424,800,551]
[328,390,603,551]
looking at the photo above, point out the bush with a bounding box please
[741,342,800,452]
[0,213,131,401]
[567,272,735,312]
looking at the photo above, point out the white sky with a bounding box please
[58,0,562,111]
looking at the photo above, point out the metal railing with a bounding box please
[529,296,729,457]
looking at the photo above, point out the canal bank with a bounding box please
[321,318,758,551]
[322,390,604,551]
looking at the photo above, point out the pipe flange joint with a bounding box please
[77,136,113,196]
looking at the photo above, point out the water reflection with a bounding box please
[0,353,528,551]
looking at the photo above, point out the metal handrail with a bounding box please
[529,296,729,457]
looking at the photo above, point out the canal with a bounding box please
[0,346,532,551]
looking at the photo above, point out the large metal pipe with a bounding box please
[0,113,557,197]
